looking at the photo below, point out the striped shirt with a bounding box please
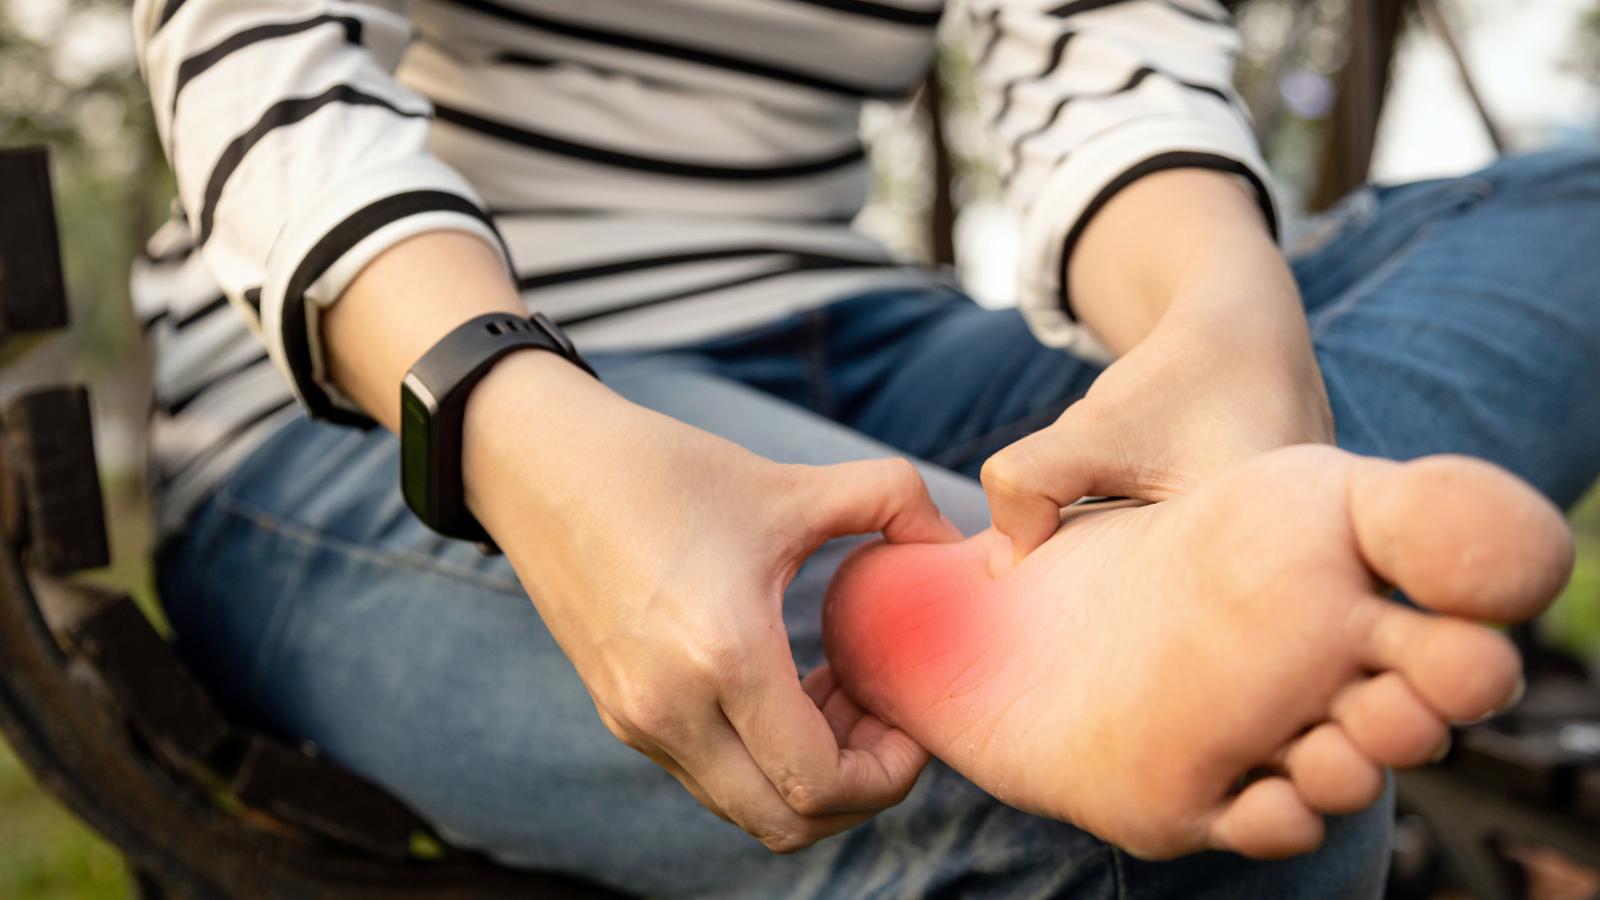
[131,0,1275,536]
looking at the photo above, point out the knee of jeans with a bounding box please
[1480,147,1600,201]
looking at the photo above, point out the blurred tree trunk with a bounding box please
[1309,0,1410,211]
[921,65,957,268]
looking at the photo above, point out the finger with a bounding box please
[981,424,1106,560]
[662,700,886,853]
[595,703,732,822]
[602,669,874,851]
[723,640,930,819]
[801,665,868,746]
[798,457,962,547]
[801,663,837,707]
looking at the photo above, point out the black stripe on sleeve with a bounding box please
[442,0,896,98]
[1055,150,1275,318]
[554,253,895,327]
[995,31,1077,123]
[1050,0,1136,16]
[434,105,866,181]
[278,190,504,426]
[172,293,229,330]
[163,351,272,416]
[1007,67,1235,171]
[975,8,1005,65]
[774,0,942,27]
[173,16,364,115]
[517,245,889,291]
[156,0,187,32]
[1051,0,1227,23]
[141,310,170,333]
[197,85,429,246]
[1157,0,1231,25]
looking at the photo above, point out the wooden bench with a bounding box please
[0,145,631,900]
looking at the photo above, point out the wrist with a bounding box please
[324,231,528,431]
[459,347,626,542]
[1069,168,1277,354]
[1145,283,1334,448]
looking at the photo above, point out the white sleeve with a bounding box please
[134,0,509,423]
[968,0,1278,360]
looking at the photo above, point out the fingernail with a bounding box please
[1429,734,1453,764]
[1498,674,1527,713]
[940,514,965,542]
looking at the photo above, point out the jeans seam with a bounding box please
[1111,844,1128,900]
[1305,178,1495,335]
[1308,219,1440,341]
[211,490,526,596]
[804,309,836,418]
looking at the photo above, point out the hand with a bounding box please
[465,352,953,851]
[325,232,953,851]
[982,170,1335,561]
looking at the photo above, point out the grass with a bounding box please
[0,740,129,900]
[1542,482,1600,667]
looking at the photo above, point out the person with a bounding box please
[129,0,1600,895]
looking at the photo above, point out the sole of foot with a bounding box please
[819,447,1572,860]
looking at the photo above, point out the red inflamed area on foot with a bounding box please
[824,537,1006,727]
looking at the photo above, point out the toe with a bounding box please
[1365,604,1523,723]
[1284,723,1386,815]
[1207,777,1324,859]
[1349,455,1573,623]
[1330,672,1450,767]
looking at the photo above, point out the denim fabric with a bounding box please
[158,148,1600,900]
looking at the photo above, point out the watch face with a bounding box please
[399,383,434,522]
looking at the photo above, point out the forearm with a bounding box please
[1067,169,1305,360]
[1064,169,1331,445]
[320,230,636,529]
[323,231,532,432]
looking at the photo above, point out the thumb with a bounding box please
[981,423,1110,561]
[799,457,963,547]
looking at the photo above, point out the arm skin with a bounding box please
[982,169,1335,563]
[322,231,959,852]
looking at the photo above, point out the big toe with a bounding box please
[1349,454,1573,622]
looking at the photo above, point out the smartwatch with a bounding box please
[400,311,596,551]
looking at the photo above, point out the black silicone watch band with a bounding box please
[400,312,596,551]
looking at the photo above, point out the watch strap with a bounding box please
[401,312,595,550]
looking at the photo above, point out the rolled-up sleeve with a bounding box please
[135,0,509,423]
[968,0,1278,360]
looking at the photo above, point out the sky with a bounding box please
[1371,0,1600,183]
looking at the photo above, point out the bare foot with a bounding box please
[815,447,1572,860]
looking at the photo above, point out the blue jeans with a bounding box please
[159,148,1600,899]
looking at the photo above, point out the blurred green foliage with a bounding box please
[1,0,172,391]
[1543,483,1600,667]
[0,739,129,900]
